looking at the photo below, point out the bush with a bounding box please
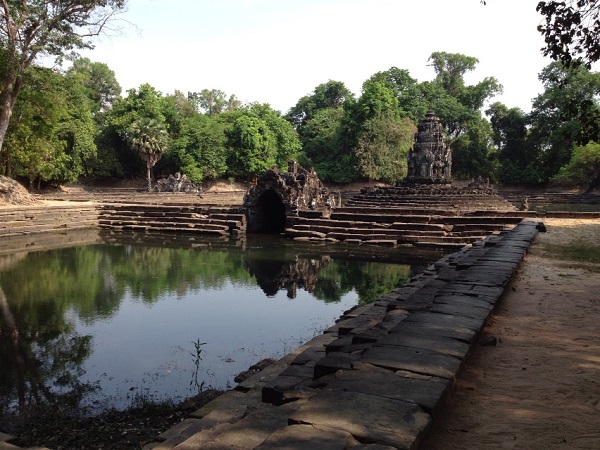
[552,142,600,188]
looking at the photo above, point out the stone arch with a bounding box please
[248,188,286,234]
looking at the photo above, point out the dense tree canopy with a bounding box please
[1,34,598,189]
[0,0,127,153]
[537,0,600,68]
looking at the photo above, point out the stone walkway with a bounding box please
[137,221,540,450]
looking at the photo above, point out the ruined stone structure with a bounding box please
[155,172,200,193]
[405,111,452,184]
[244,161,337,233]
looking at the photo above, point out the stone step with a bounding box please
[291,224,447,238]
[290,217,448,232]
[330,212,435,223]
[102,223,229,235]
[98,219,229,232]
[98,213,240,227]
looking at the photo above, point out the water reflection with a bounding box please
[0,232,442,420]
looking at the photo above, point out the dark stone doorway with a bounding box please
[250,189,286,234]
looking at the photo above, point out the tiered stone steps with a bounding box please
[285,186,525,249]
[98,204,246,237]
[0,204,99,238]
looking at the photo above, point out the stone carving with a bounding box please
[244,161,338,233]
[405,111,452,184]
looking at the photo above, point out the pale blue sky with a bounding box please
[81,0,565,114]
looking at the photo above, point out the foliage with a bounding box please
[3,66,97,187]
[487,102,545,184]
[286,80,353,132]
[225,114,277,179]
[355,113,416,183]
[247,103,301,168]
[552,141,600,187]
[188,89,241,116]
[102,83,168,178]
[299,107,343,168]
[125,117,169,191]
[286,81,351,181]
[66,57,122,117]
[528,62,600,178]
[170,114,227,182]
[450,117,496,179]
[0,0,127,153]
[537,0,600,68]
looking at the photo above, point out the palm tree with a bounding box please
[126,118,169,191]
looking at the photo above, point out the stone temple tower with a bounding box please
[405,111,452,184]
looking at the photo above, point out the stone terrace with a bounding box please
[138,221,540,450]
[285,185,527,249]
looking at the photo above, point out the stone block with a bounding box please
[256,424,353,450]
[360,345,462,379]
[327,368,451,416]
[378,331,470,359]
[288,390,431,449]
[313,353,361,379]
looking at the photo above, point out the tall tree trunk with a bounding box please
[0,90,15,153]
[146,162,152,192]
[0,65,23,155]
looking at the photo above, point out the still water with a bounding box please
[0,232,441,417]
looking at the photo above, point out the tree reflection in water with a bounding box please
[0,233,441,421]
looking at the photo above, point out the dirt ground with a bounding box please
[422,218,600,450]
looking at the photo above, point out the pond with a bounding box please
[0,231,443,419]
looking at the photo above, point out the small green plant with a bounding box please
[190,339,207,394]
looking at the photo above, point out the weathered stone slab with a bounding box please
[360,345,462,379]
[395,310,483,335]
[291,346,327,367]
[428,301,493,320]
[235,360,288,391]
[262,365,314,404]
[314,353,361,379]
[288,390,431,449]
[255,424,353,450]
[433,294,495,310]
[378,331,470,359]
[194,402,302,449]
[327,368,451,415]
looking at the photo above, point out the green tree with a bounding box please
[248,103,300,168]
[428,51,479,97]
[171,114,227,182]
[66,57,121,118]
[356,113,416,183]
[367,67,426,122]
[226,114,277,179]
[101,83,168,178]
[553,141,600,188]
[0,0,126,154]
[299,107,343,169]
[3,67,96,187]
[486,102,544,184]
[427,53,502,178]
[188,89,241,116]
[126,117,170,191]
[528,62,600,178]
[340,80,403,183]
[537,0,600,68]
[286,80,352,132]
[286,81,351,180]
[450,117,496,179]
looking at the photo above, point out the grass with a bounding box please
[541,238,600,272]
